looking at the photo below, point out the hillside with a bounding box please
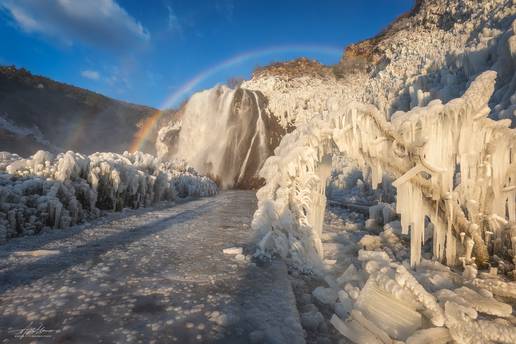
[0,66,157,156]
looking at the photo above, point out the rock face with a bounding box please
[0,66,157,156]
[156,85,286,189]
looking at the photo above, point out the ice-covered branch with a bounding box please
[0,151,217,242]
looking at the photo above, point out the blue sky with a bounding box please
[0,0,412,109]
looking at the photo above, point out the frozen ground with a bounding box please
[0,191,303,344]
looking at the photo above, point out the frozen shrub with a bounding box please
[0,150,217,242]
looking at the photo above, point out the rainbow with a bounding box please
[128,44,343,153]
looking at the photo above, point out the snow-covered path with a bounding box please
[0,191,304,344]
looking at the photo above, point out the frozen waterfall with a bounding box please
[157,85,285,189]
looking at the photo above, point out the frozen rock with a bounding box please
[453,286,513,317]
[406,327,451,344]
[223,247,243,255]
[355,278,421,340]
[323,275,339,289]
[330,314,383,344]
[336,264,362,285]
[436,289,478,319]
[368,204,385,224]
[312,287,338,306]
[301,303,318,313]
[471,277,516,299]
[13,250,60,257]
[338,290,350,303]
[322,242,353,260]
[364,260,389,275]
[334,300,353,320]
[395,265,444,327]
[357,249,391,264]
[299,293,312,305]
[381,204,396,225]
[445,301,516,344]
[344,283,360,300]
[417,259,451,272]
[384,220,402,236]
[300,310,324,331]
[415,270,456,291]
[351,309,392,344]
[321,232,340,242]
[369,203,396,225]
[358,235,382,250]
[365,219,380,232]
[462,264,478,280]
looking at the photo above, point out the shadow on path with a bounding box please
[0,197,199,257]
[0,200,217,294]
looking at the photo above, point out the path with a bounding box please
[0,191,304,344]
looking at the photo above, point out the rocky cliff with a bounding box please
[243,0,515,124]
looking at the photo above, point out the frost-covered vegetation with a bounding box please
[0,150,217,242]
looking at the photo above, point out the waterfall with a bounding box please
[161,84,283,189]
[237,91,267,185]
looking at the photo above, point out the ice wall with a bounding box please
[254,70,516,273]
[0,150,217,242]
[156,85,285,189]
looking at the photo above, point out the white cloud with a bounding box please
[81,70,100,80]
[0,0,150,51]
[4,3,40,31]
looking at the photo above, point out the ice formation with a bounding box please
[252,65,516,339]
[251,0,516,270]
[236,1,516,342]
[0,150,217,242]
[254,72,516,266]
[156,85,286,189]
